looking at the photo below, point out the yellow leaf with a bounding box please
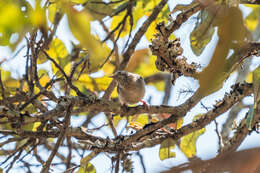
[143,0,161,13]
[0,68,19,95]
[37,51,48,64]
[66,6,109,72]
[71,0,87,4]
[159,138,176,161]
[176,118,184,129]
[110,10,128,38]
[46,38,68,59]
[135,54,165,90]
[94,77,113,91]
[0,1,28,47]
[5,79,19,89]
[129,114,149,127]
[64,63,72,75]
[154,81,164,91]
[0,69,11,81]
[110,1,144,38]
[48,2,56,23]
[110,88,118,98]
[246,72,253,83]
[78,164,96,173]
[46,38,69,75]
[77,75,113,93]
[29,0,47,29]
[113,115,125,127]
[135,55,157,77]
[180,114,205,158]
[48,2,63,24]
[245,5,260,31]
[145,21,157,41]
[78,155,96,173]
[39,75,50,86]
[144,1,169,41]
[102,62,115,75]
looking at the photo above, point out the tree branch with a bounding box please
[41,104,73,173]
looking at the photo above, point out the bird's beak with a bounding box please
[108,74,115,78]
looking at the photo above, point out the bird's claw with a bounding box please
[121,104,129,113]
[141,100,150,111]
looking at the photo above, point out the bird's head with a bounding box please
[109,71,130,86]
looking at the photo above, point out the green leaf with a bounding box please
[246,106,254,130]
[195,6,248,98]
[171,1,199,14]
[159,138,176,161]
[84,0,114,20]
[190,10,215,56]
[22,122,41,132]
[180,114,205,158]
[112,1,129,15]
[246,64,260,130]
[253,66,260,104]
[253,66,260,118]
[66,5,109,72]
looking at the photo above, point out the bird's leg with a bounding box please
[121,103,129,114]
[141,100,150,110]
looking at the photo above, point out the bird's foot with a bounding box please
[141,100,150,111]
[121,103,129,113]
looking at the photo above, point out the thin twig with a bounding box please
[66,136,72,170]
[102,0,169,100]
[41,104,73,173]
[0,70,5,100]
[106,113,118,137]
[214,120,223,150]
[137,151,146,173]
[18,77,59,111]
[115,154,120,173]
[43,51,86,97]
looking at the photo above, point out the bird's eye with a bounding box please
[116,71,122,76]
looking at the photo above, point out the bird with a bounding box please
[110,71,148,108]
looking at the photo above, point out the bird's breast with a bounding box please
[117,82,145,105]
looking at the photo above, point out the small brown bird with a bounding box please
[110,71,147,106]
